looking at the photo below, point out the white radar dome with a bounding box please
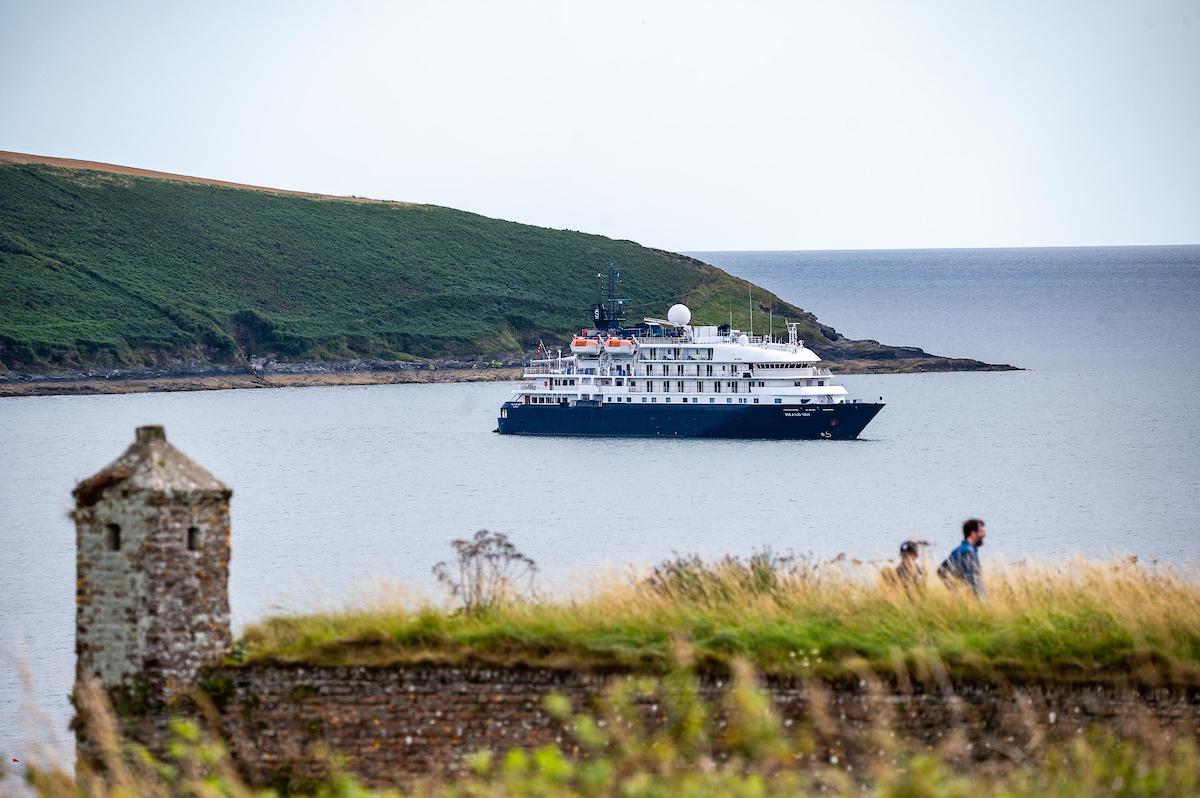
[667,304,692,327]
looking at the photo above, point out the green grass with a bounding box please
[0,163,838,370]
[236,557,1200,686]
[30,666,1200,796]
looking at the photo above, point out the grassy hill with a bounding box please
[0,154,998,373]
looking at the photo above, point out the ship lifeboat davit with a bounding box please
[570,336,602,356]
[605,337,636,356]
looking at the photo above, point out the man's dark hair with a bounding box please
[962,518,985,538]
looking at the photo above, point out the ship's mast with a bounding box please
[604,264,626,331]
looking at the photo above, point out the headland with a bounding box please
[0,151,1015,398]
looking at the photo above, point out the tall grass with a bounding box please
[240,556,1200,684]
[17,660,1200,797]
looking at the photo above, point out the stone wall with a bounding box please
[202,663,1200,790]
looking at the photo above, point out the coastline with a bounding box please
[0,366,526,398]
[0,357,1017,398]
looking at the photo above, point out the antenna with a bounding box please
[769,304,773,342]
[748,285,753,339]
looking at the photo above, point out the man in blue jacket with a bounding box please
[937,518,987,595]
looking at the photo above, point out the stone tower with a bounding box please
[73,425,232,711]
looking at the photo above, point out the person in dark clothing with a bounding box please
[937,518,987,595]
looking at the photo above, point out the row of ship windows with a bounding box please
[632,380,824,391]
[556,378,825,389]
[618,397,776,405]
[641,364,741,376]
[609,364,816,377]
[640,348,714,360]
[525,393,787,405]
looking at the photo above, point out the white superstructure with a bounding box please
[511,314,858,409]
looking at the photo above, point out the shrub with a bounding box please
[432,530,538,614]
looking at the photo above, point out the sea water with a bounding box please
[2,245,1198,757]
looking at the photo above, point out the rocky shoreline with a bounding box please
[0,354,1017,398]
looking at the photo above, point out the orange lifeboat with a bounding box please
[570,336,602,356]
[604,337,636,356]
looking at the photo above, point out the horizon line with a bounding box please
[683,242,1200,254]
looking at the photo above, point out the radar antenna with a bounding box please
[590,264,627,331]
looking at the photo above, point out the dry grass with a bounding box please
[16,658,1200,797]
[238,556,1200,685]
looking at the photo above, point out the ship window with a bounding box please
[818,380,825,386]
[651,397,657,403]
[794,381,803,387]
[726,398,732,404]
[616,379,624,386]
[775,398,782,404]
[677,365,683,376]
[706,365,713,376]
[753,399,759,404]
[709,398,715,403]
[665,398,671,403]
[642,398,647,403]
[104,523,121,551]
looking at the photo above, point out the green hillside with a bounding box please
[0,158,962,373]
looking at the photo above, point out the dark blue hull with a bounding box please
[496,401,884,440]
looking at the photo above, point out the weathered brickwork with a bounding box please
[74,425,232,715]
[204,664,1200,789]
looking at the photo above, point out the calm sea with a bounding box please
[2,245,1198,758]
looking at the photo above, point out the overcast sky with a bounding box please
[3,1,1198,250]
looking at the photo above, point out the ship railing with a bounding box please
[750,367,834,376]
[523,364,576,376]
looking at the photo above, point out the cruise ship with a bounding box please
[496,269,884,439]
